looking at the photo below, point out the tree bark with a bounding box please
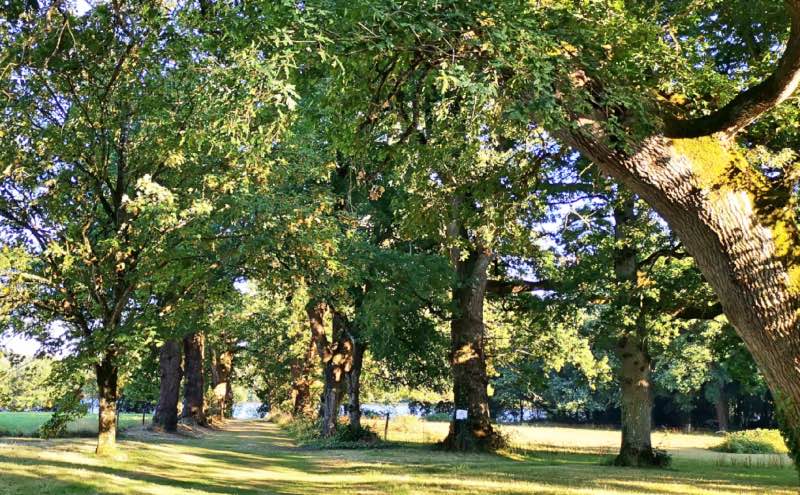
[611,196,656,466]
[153,340,182,432]
[319,311,353,437]
[346,341,366,430]
[441,242,500,451]
[557,0,800,470]
[616,335,654,465]
[95,353,118,456]
[564,130,800,467]
[210,347,234,422]
[291,328,318,418]
[181,332,207,426]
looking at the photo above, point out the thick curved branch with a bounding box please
[665,0,800,139]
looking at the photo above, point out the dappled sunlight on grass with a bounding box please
[0,419,796,494]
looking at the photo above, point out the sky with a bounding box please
[0,334,39,357]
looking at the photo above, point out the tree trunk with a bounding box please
[615,334,655,466]
[181,332,207,426]
[715,383,730,432]
[319,311,352,437]
[681,407,693,434]
[346,341,366,430]
[441,241,501,451]
[611,195,656,466]
[211,347,234,422]
[291,328,318,418]
[564,131,800,468]
[95,354,119,456]
[153,340,182,432]
[320,366,344,437]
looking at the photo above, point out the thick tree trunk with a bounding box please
[210,347,234,422]
[181,332,207,426]
[611,196,656,466]
[320,363,345,436]
[346,341,366,430]
[291,329,318,418]
[565,131,800,468]
[441,241,501,451]
[95,354,118,456]
[615,335,654,465]
[319,311,353,437]
[153,340,182,432]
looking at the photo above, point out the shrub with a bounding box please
[267,409,293,426]
[282,417,319,444]
[712,429,789,454]
[278,415,386,449]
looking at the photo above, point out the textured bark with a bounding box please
[95,354,118,456]
[555,2,800,468]
[346,341,366,430]
[611,196,656,466]
[441,236,500,451]
[181,332,207,426]
[291,329,318,418]
[153,340,182,432]
[616,335,654,465]
[210,347,234,422]
[319,311,353,437]
[562,131,800,470]
[320,365,345,436]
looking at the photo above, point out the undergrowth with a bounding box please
[712,429,789,454]
[271,411,386,449]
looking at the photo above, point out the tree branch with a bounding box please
[671,302,724,320]
[486,279,555,295]
[665,0,800,138]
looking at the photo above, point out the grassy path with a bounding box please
[0,419,796,494]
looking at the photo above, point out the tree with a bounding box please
[320,0,800,466]
[0,1,303,453]
[530,0,800,468]
[0,351,54,411]
[152,340,182,432]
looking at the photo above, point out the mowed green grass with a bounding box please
[0,412,144,437]
[0,418,796,494]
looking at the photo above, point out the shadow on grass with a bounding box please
[0,420,796,495]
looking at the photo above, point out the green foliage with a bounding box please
[0,354,55,411]
[39,388,88,439]
[38,356,92,438]
[713,429,789,455]
[277,415,384,449]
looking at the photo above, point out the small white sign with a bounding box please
[455,409,468,420]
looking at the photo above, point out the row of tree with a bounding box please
[1,0,799,475]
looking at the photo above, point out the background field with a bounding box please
[1,418,795,495]
[0,412,145,437]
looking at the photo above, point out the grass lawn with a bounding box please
[0,418,796,494]
[0,412,144,437]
